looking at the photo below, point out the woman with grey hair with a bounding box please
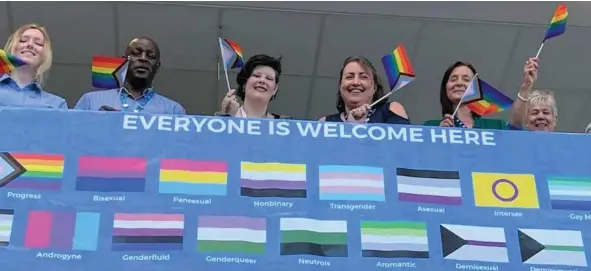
[508,57,558,132]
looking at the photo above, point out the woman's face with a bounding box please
[446,65,474,103]
[244,66,278,102]
[526,103,556,132]
[340,61,375,109]
[12,28,45,68]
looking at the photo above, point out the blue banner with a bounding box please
[0,107,590,271]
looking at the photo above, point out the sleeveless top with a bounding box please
[323,102,410,124]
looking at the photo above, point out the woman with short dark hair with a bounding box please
[217,54,290,119]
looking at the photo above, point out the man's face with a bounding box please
[126,38,160,82]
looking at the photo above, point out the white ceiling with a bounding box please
[2,1,589,132]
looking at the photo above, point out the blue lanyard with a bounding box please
[119,88,155,113]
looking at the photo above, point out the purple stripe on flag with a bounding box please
[113,228,183,236]
[398,193,462,205]
[240,179,305,190]
[467,240,506,247]
[51,212,75,249]
[198,216,265,230]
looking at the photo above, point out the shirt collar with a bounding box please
[0,74,43,92]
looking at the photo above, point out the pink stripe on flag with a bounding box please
[320,186,384,194]
[114,213,184,221]
[319,173,383,181]
[78,157,146,172]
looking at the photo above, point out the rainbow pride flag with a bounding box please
[91,56,129,89]
[75,156,146,192]
[543,4,568,42]
[467,79,513,116]
[0,153,64,191]
[459,74,482,104]
[159,159,227,196]
[219,38,244,70]
[381,44,415,92]
[0,49,27,74]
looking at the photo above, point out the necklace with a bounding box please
[238,106,268,118]
[341,108,376,123]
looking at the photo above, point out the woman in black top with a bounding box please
[217,54,290,119]
[319,56,410,124]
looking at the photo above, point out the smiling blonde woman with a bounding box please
[0,23,66,109]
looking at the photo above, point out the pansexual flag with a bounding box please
[0,153,64,191]
[24,211,100,251]
[219,38,244,70]
[361,221,429,259]
[472,172,539,209]
[198,216,266,254]
[441,224,508,263]
[396,168,462,205]
[381,44,415,92]
[0,209,14,247]
[75,156,146,192]
[240,162,307,198]
[519,228,587,267]
[280,217,348,257]
[543,4,568,42]
[159,159,227,196]
[547,175,591,211]
[318,165,385,201]
[112,213,184,251]
[91,56,129,89]
[0,49,27,74]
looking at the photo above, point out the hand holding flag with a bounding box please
[371,44,415,107]
[91,56,129,89]
[536,4,568,58]
[0,49,27,74]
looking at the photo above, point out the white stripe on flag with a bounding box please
[280,218,346,233]
[198,228,266,243]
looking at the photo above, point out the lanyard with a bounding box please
[119,88,155,113]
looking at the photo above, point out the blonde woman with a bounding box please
[0,24,66,109]
[509,57,557,132]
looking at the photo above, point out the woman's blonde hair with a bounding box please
[528,89,558,119]
[4,24,52,86]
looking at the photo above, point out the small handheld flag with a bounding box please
[91,56,129,89]
[0,49,27,74]
[218,37,244,91]
[371,44,415,107]
[452,74,482,117]
[466,80,513,116]
[536,4,568,58]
